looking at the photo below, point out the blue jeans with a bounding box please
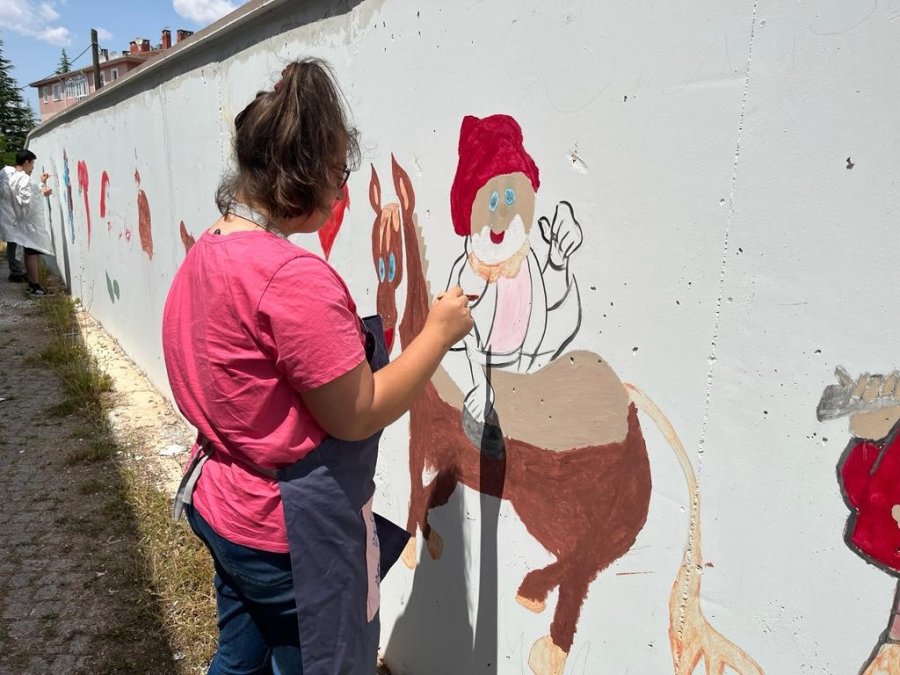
[185,504,302,675]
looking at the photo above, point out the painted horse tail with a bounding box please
[624,383,764,675]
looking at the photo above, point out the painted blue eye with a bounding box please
[488,190,499,212]
[505,188,515,206]
[378,258,386,282]
[388,252,396,282]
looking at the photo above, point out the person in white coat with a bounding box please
[0,164,24,281]
[0,150,53,296]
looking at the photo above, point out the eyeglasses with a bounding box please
[337,167,351,189]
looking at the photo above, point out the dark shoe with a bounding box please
[8,273,26,283]
[29,284,51,297]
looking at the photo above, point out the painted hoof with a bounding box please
[528,635,568,675]
[426,529,443,560]
[515,593,546,614]
[401,537,417,569]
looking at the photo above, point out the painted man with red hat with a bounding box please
[446,114,583,424]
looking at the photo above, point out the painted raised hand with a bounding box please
[538,201,583,270]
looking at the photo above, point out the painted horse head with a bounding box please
[369,156,417,354]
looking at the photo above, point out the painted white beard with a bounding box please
[470,215,528,264]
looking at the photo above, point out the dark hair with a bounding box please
[215,58,360,223]
[15,149,36,166]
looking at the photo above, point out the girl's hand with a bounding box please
[425,286,473,349]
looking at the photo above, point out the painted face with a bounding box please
[372,202,403,351]
[468,171,535,265]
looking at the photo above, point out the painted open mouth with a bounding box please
[489,230,505,244]
[384,326,395,353]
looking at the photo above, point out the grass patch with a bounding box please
[31,280,217,672]
[121,466,217,666]
[65,438,118,465]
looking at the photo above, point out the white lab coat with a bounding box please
[0,168,53,255]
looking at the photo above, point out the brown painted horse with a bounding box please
[370,155,763,675]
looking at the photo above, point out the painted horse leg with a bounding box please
[402,440,428,569]
[420,469,460,560]
[515,560,564,614]
[528,567,592,675]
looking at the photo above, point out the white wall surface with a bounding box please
[28,1,900,673]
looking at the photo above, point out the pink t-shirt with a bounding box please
[162,229,365,553]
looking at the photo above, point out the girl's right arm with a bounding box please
[300,287,473,441]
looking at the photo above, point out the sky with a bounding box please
[0,0,250,113]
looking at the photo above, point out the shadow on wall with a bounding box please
[384,480,504,675]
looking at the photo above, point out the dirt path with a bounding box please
[0,252,195,674]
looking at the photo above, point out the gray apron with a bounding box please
[174,315,410,674]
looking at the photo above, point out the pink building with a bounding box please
[29,29,194,123]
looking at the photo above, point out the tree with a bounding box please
[55,48,71,74]
[0,39,36,166]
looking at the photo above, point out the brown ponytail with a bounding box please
[215,58,360,222]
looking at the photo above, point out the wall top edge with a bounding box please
[27,0,290,140]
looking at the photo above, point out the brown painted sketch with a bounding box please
[370,144,763,674]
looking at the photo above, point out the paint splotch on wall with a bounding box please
[100,170,111,232]
[62,150,74,243]
[319,183,350,260]
[77,160,91,246]
[134,168,152,259]
[179,220,195,254]
[105,270,121,303]
[818,367,900,674]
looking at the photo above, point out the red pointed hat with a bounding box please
[450,114,540,236]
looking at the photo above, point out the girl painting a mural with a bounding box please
[161,59,473,673]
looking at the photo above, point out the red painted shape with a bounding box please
[318,184,350,260]
[137,190,152,259]
[179,220,195,254]
[77,160,91,245]
[840,429,900,572]
[100,171,110,228]
[450,114,540,236]
[490,230,505,244]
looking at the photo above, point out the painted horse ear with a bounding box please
[369,164,381,214]
[391,154,414,214]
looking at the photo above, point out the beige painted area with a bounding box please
[849,406,900,442]
[431,350,629,450]
[469,172,536,236]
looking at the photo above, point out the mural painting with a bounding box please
[76,160,91,246]
[179,220,195,254]
[818,367,900,674]
[100,170,111,233]
[62,150,74,243]
[134,168,153,259]
[319,183,350,260]
[369,114,763,674]
[105,271,121,304]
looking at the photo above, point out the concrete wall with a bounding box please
[27,1,900,673]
